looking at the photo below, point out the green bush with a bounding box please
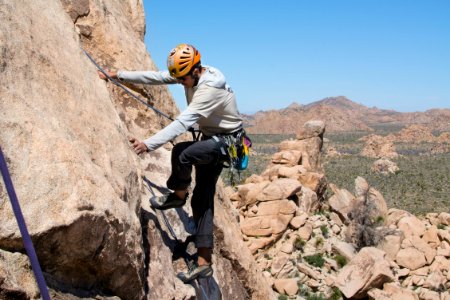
[334,254,347,268]
[329,287,343,300]
[277,295,288,300]
[374,215,385,225]
[320,225,329,238]
[306,293,325,300]
[303,253,325,268]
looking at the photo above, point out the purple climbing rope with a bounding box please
[0,146,51,300]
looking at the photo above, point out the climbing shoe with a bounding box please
[177,264,213,283]
[150,193,187,210]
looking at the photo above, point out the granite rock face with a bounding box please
[0,1,272,299]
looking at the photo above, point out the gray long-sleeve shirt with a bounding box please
[118,66,242,151]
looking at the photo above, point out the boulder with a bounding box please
[328,185,358,221]
[236,181,270,207]
[290,214,308,229]
[241,214,294,237]
[401,235,437,264]
[422,225,441,247]
[387,209,413,226]
[354,176,370,198]
[277,165,307,179]
[255,199,297,216]
[367,282,419,300]
[270,254,290,276]
[371,158,399,175]
[397,216,426,237]
[273,278,299,296]
[360,134,399,159]
[256,178,302,202]
[295,120,325,140]
[366,187,389,220]
[298,224,313,241]
[335,247,394,299]
[279,137,323,172]
[297,171,326,194]
[296,186,319,214]
[377,231,404,261]
[271,150,302,166]
[396,248,427,270]
[438,212,450,226]
[0,249,40,299]
[332,240,357,261]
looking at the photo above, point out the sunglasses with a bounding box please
[177,69,196,82]
[177,75,189,82]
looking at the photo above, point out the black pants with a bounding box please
[166,138,227,248]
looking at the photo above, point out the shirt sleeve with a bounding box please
[143,109,201,151]
[117,70,177,84]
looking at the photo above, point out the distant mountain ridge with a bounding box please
[243,96,450,134]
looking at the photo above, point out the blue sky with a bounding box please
[143,1,450,114]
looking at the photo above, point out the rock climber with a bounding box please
[98,43,243,282]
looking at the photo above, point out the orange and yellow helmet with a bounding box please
[167,44,201,78]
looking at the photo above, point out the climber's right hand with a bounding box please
[97,70,117,80]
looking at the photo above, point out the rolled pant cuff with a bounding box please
[195,235,213,249]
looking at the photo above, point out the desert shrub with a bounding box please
[303,253,325,268]
[333,254,347,268]
[346,187,396,249]
[294,237,306,251]
[297,283,309,296]
[320,225,329,238]
[374,215,385,225]
[315,237,324,248]
[329,287,343,300]
[306,293,326,300]
[277,295,288,300]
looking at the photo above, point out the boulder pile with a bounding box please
[227,121,450,300]
[359,134,399,158]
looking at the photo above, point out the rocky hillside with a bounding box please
[0,1,271,299]
[1,2,449,300]
[226,120,450,300]
[244,96,450,134]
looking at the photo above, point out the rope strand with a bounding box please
[0,147,51,300]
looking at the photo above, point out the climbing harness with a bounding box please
[82,48,200,141]
[0,147,51,300]
[142,176,210,300]
[212,129,252,186]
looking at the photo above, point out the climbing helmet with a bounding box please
[167,44,201,78]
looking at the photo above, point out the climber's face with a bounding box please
[176,68,201,88]
[177,73,195,87]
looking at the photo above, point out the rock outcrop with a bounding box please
[0,1,272,299]
[227,122,449,299]
[371,158,400,175]
[360,134,399,158]
[2,1,449,299]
